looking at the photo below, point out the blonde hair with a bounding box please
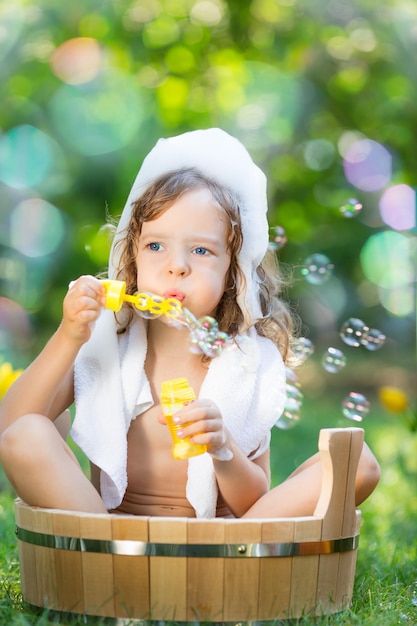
[112,168,297,363]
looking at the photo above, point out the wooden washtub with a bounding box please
[15,427,364,623]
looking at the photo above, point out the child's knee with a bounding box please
[0,414,54,470]
[356,444,381,504]
[366,452,381,491]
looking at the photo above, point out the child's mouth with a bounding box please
[163,290,185,303]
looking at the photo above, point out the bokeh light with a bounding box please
[190,0,225,26]
[142,14,181,47]
[379,184,416,231]
[0,125,56,189]
[49,69,143,155]
[0,4,25,58]
[303,139,335,171]
[82,223,115,266]
[50,37,102,85]
[378,284,415,317]
[10,199,66,258]
[232,62,304,148]
[343,138,392,191]
[0,297,33,361]
[360,230,414,290]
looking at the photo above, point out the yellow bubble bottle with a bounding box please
[160,378,207,460]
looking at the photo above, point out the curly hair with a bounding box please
[111,168,297,363]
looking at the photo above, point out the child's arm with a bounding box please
[168,399,271,517]
[212,443,271,517]
[0,276,105,434]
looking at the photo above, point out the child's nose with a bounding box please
[168,251,190,276]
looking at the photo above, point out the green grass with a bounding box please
[1,402,416,625]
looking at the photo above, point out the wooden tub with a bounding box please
[15,427,363,623]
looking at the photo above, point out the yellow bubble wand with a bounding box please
[101,280,232,358]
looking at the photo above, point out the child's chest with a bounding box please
[144,352,208,404]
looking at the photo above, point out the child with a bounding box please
[0,129,380,518]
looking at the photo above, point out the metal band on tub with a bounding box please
[15,526,359,557]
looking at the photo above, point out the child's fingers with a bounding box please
[62,276,106,343]
[157,413,167,426]
[65,277,106,314]
[67,276,105,303]
[174,401,224,438]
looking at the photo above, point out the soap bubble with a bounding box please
[276,383,303,430]
[339,198,363,218]
[340,317,369,347]
[276,368,303,430]
[361,327,386,351]
[342,392,370,422]
[285,366,300,386]
[269,225,287,251]
[286,382,304,406]
[301,253,334,285]
[321,347,347,373]
[293,337,315,362]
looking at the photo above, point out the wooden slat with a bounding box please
[335,510,362,611]
[15,500,39,607]
[314,428,353,539]
[289,517,322,618]
[186,519,225,622]
[149,517,187,621]
[112,515,150,619]
[341,428,364,538]
[223,520,262,621]
[258,519,294,620]
[52,510,84,613]
[314,428,363,615]
[79,513,115,617]
[31,507,57,609]
[334,429,364,612]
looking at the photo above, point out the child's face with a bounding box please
[136,188,231,319]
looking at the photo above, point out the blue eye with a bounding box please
[194,247,208,255]
[148,242,161,251]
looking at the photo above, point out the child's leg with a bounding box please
[242,443,380,519]
[0,413,108,513]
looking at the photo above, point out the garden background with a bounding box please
[0,0,416,623]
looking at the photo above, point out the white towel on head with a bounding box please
[72,314,286,517]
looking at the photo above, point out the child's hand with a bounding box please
[61,276,106,345]
[168,400,233,460]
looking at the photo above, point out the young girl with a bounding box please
[0,129,380,518]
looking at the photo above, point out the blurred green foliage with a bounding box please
[0,0,415,413]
